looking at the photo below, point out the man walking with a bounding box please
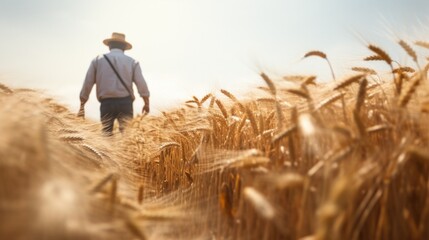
[79,32,150,135]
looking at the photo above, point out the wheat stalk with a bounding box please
[355,78,368,112]
[333,74,365,91]
[60,135,84,142]
[184,171,193,184]
[90,173,115,193]
[209,95,216,108]
[110,177,118,205]
[399,74,421,107]
[286,88,311,100]
[227,156,270,169]
[315,93,344,110]
[219,182,233,218]
[220,89,245,111]
[260,72,276,95]
[192,96,201,107]
[283,75,307,82]
[58,128,79,134]
[256,97,277,104]
[353,109,366,139]
[221,89,239,102]
[366,124,392,134]
[245,106,259,135]
[406,146,429,167]
[185,104,196,109]
[304,50,336,81]
[159,142,181,151]
[215,99,228,119]
[81,143,103,160]
[301,76,317,86]
[185,99,199,107]
[232,174,242,215]
[272,125,297,144]
[125,217,147,240]
[275,101,285,130]
[137,210,185,221]
[265,173,304,190]
[162,112,178,130]
[244,187,275,220]
[137,184,144,204]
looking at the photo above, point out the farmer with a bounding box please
[78,32,150,135]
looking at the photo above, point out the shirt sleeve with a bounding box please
[79,58,97,102]
[133,61,150,98]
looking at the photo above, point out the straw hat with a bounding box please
[103,32,132,50]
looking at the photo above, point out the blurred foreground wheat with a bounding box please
[1,41,429,240]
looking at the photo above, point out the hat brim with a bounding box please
[103,39,132,50]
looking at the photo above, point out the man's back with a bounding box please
[93,50,137,100]
[80,49,149,102]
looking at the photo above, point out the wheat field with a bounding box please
[1,41,429,240]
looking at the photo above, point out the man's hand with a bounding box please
[77,103,85,119]
[142,104,150,114]
[142,97,150,114]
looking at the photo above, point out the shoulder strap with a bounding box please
[103,54,134,99]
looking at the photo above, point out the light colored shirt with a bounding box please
[80,49,150,102]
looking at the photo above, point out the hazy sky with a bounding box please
[1,0,428,119]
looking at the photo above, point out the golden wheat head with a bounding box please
[304,50,327,59]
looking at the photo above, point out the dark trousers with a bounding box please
[100,96,133,135]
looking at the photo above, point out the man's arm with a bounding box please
[133,62,150,113]
[78,59,97,117]
[80,59,97,105]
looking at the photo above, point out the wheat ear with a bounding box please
[245,106,259,135]
[260,72,276,95]
[351,67,377,75]
[399,40,418,63]
[399,75,421,107]
[286,88,311,100]
[393,67,415,74]
[333,74,365,91]
[364,55,385,61]
[415,41,429,49]
[215,99,228,119]
[368,44,392,65]
[355,78,368,112]
[200,93,212,105]
[0,83,13,94]
[304,50,327,59]
[303,50,336,81]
